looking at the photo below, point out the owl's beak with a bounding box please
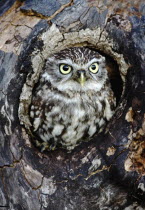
[77,70,86,87]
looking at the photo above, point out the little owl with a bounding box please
[30,47,116,151]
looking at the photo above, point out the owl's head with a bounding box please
[42,47,108,92]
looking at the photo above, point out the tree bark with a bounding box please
[0,0,145,209]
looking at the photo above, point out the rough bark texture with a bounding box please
[0,0,145,209]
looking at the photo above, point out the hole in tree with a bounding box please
[27,45,124,152]
[105,54,123,105]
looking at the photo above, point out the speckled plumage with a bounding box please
[30,47,116,151]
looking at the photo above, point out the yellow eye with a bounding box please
[89,63,99,74]
[59,64,72,74]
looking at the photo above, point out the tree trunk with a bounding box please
[0,0,145,209]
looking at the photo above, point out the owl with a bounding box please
[29,47,116,151]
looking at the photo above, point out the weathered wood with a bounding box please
[0,0,145,209]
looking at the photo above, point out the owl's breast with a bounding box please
[30,87,114,150]
[34,95,105,149]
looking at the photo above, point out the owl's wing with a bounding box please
[104,91,116,121]
[30,78,53,131]
[30,97,44,132]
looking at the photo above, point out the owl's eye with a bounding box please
[59,64,72,74]
[89,63,99,74]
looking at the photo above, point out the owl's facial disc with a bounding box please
[43,48,108,92]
